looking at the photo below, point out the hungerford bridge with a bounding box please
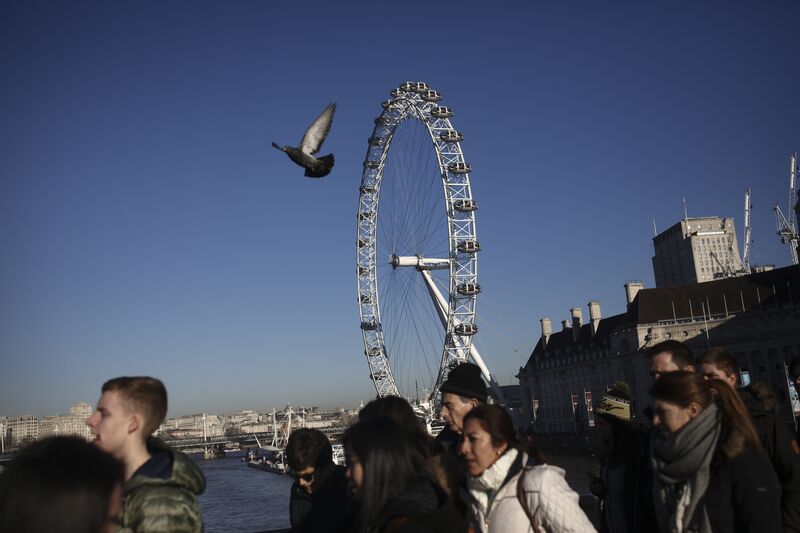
[161,425,347,451]
[0,425,347,464]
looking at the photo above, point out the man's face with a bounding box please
[294,465,315,495]
[86,391,135,458]
[700,362,736,387]
[649,352,682,381]
[440,392,477,434]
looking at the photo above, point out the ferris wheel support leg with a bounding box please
[420,271,507,405]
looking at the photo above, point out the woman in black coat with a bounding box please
[649,371,782,533]
[342,417,467,533]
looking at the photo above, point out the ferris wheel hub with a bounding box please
[391,255,450,271]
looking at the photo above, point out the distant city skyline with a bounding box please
[2,1,799,417]
[1,399,360,421]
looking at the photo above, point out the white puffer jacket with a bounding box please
[467,449,596,533]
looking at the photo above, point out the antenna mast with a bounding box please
[774,152,799,265]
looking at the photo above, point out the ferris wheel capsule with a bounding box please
[413,81,430,93]
[448,162,471,174]
[454,323,478,336]
[453,199,478,212]
[421,90,442,102]
[430,106,453,118]
[457,283,481,295]
[457,240,481,253]
[440,130,463,142]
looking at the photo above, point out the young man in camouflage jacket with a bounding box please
[87,376,205,532]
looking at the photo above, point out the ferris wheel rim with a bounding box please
[356,82,480,403]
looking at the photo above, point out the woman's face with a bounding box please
[652,399,701,435]
[460,418,507,477]
[345,453,364,496]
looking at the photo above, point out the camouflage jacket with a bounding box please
[120,446,206,533]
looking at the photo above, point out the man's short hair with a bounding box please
[285,428,332,472]
[102,376,167,437]
[645,340,695,369]
[697,346,737,378]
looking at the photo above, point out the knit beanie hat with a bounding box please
[594,383,631,421]
[440,363,488,402]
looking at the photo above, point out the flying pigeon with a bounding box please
[272,103,336,178]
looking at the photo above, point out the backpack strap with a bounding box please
[516,463,543,533]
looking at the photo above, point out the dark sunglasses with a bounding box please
[294,472,314,482]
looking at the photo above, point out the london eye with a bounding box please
[356,82,503,411]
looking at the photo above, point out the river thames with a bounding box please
[193,449,599,532]
[196,452,293,533]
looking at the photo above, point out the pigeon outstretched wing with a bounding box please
[299,103,336,156]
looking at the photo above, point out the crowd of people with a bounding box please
[1,340,799,532]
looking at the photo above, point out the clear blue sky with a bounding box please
[2,1,799,418]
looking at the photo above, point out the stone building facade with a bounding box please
[6,415,39,447]
[38,402,94,441]
[159,413,224,438]
[518,266,800,433]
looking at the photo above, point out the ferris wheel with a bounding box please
[356,81,504,407]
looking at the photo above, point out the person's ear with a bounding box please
[128,413,143,435]
[686,365,696,374]
[469,398,480,409]
[687,402,702,419]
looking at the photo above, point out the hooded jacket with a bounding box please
[120,445,206,533]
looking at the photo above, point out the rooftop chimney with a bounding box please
[588,301,601,336]
[561,319,570,331]
[624,281,645,309]
[540,318,552,347]
[570,308,582,342]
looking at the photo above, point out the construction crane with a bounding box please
[709,250,735,279]
[728,187,753,276]
[774,152,799,265]
[741,188,752,274]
